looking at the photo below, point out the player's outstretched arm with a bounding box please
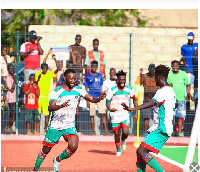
[122,100,156,111]
[85,91,106,103]
[48,100,70,111]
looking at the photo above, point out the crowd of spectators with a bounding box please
[1,30,198,137]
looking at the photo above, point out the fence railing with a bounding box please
[1,31,198,137]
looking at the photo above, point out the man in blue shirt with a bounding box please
[84,60,110,135]
[180,32,198,110]
[180,32,198,78]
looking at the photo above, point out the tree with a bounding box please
[1,9,153,33]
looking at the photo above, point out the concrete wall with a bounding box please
[29,25,198,86]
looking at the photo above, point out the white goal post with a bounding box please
[183,105,199,172]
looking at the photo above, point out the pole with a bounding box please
[129,33,132,86]
[133,90,141,147]
[15,31,20,135]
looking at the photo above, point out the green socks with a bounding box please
[56,147,74,162]
[136,155,146,172]
[142,153,164,172]
[34,150,47,170]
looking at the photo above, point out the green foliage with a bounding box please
[1,9,153,33]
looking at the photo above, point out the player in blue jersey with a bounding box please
[122,65,176,172]
[33,69,106,172]
[106,70,138,156]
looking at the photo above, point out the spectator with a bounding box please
[4,63,19,133]
[43,49,64,89]
[23,74,40,135]
[70,34,87,85]
[103,68,116,122]
[35,63,61,134]
[193,48,198,110]
[140,63,159,135]
[83,60,110,135]
[84,38,106,79]
[20,30,43,83]
[1,46,12,107]
[103,68,117,93]
[180,32,198,77]
[167,60,191,137]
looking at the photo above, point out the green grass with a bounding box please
[159,146,198,165]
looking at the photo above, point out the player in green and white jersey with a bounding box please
[33,69,106,172]
[122,65,176,172]
[106,70,138,156]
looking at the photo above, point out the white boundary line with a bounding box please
[151,152,184,169]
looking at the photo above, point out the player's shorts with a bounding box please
[174,101,186,119]
[89,101,105,116]
[43,127,79,147]
[140,128,170,154]
[112,119,130,132]
[25,109,40,122]
[38,96,49,116]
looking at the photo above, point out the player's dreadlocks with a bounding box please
[116,70,127,78]
[155,65,170,78]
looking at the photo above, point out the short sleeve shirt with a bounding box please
[35,71,56,96]
[23,83,40,110]
[106,84,135,123]
[83,72,103,98]
[167,70,190,101]
[181,42,198,71]
[152,86,176,136]
[1,55,12,77]
[20,42,41,69]
[49,85,87,130]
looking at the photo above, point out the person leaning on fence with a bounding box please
[69,34,87,85]
[167,60,191,137]
[35,63,62,135]
[140,63,159,136]
[33,69,106,171]
[23,74,40,135]
[4,63,19,134]
[1,46,12,108]
[20,30,44,83]
[122,65,176,172]
[84,38,106,80]
[83,60,111,136]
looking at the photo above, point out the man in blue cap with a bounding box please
[180,32,198,75]
[180,32,198,110]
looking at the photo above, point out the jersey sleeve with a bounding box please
[20,43,27,53]
[23,84,29,93]
[50,71,56,78]
[79,88,88,98]
[152,89,166,107]
[106,88,113,102]
[181,45,186,56]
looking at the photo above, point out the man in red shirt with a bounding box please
[23,74,40,135]
[20,30,43,83]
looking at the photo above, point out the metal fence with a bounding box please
[1,31,198,136]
